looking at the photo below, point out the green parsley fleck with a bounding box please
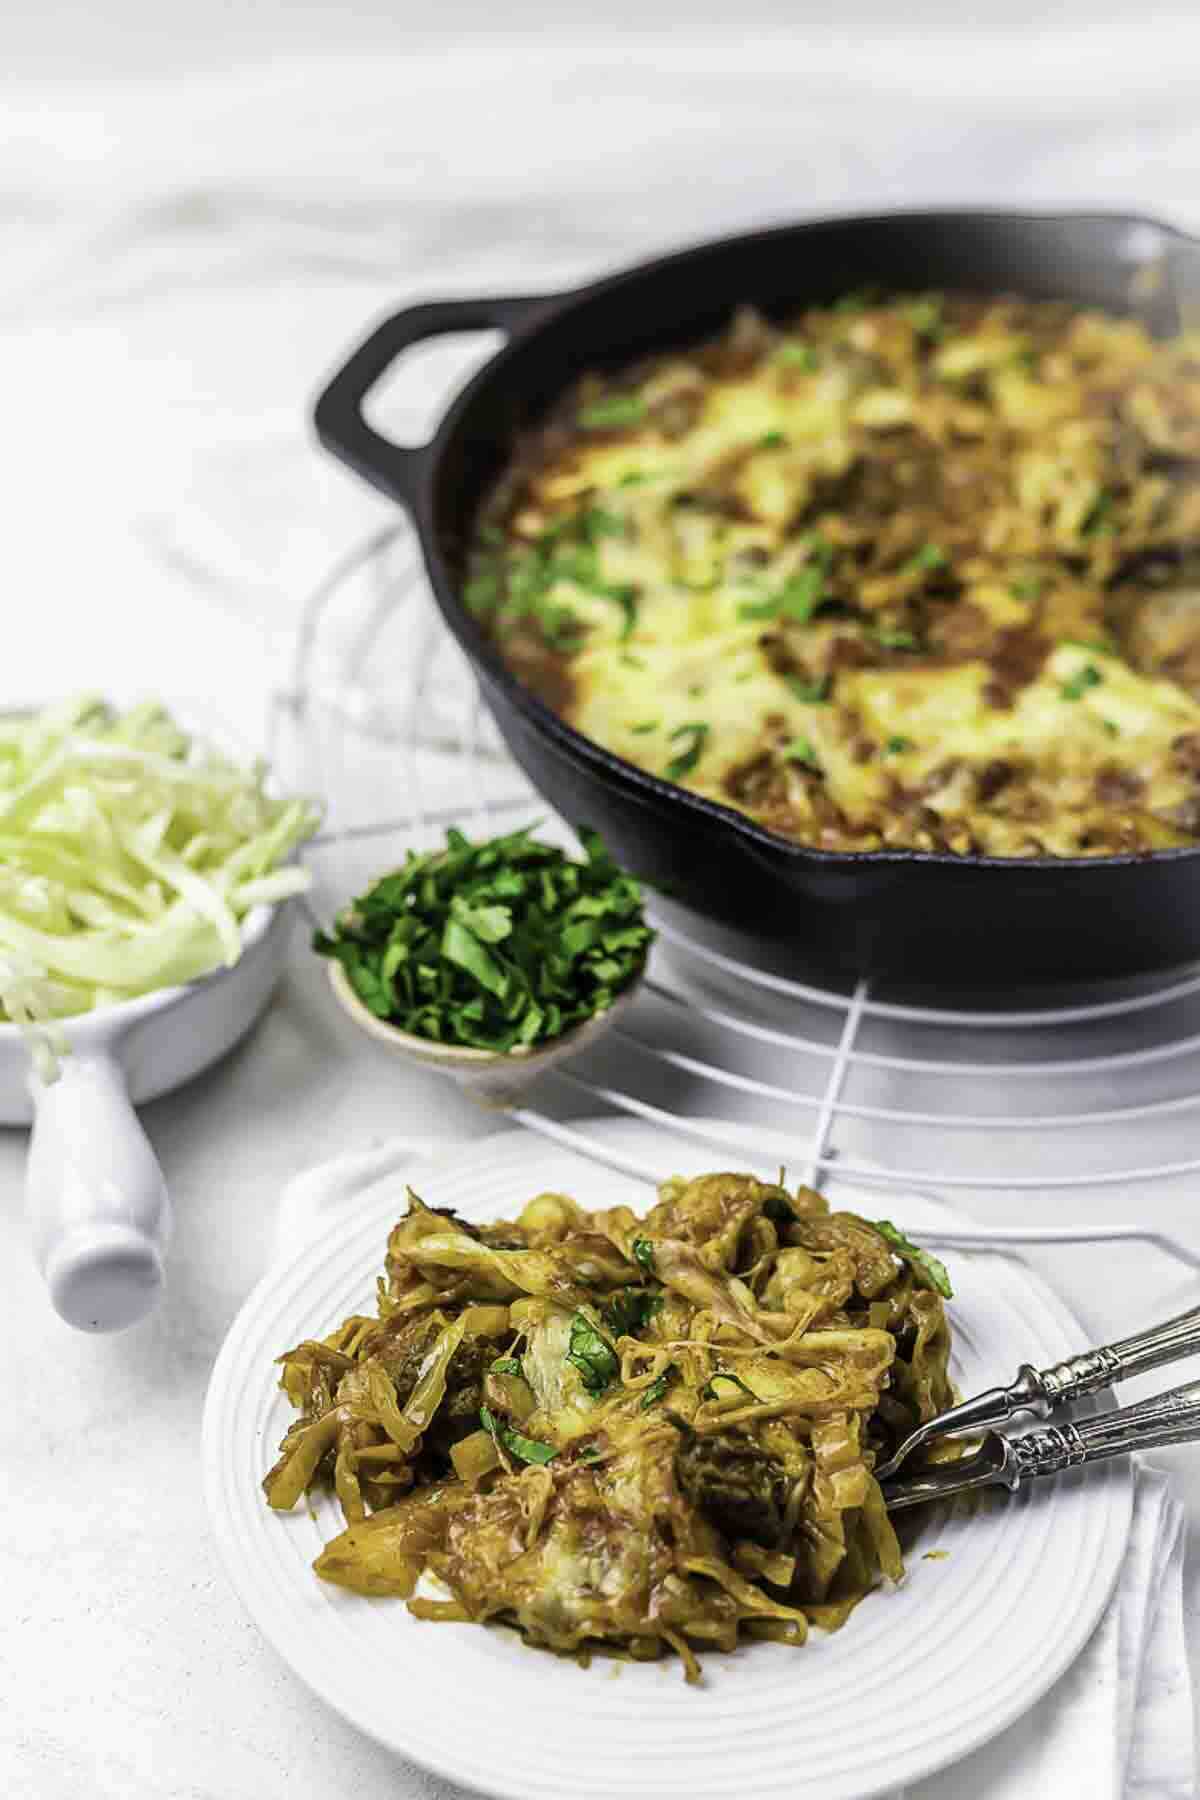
[479,1406,557,1466]
[1081,489,1115,538]
[631,1236,656,1275]
[832,287,878,316]
[737,594,780,622]
[620,651,647,670]
[876,626,920,650]
[785,673,831,704]
[600,1288,662,1337]
[1063,636,1117,656]
[578,393,647,431]
[779,564,826,623]
[566,1312,620,1396]
[701,1368,759,1403]
[783,736,819,768]
[904,296,944,340]
[1103,719,1121,738]
[630,720,659,735]
[312,825,652,1052]
[579,506,628,540]
[758,430,789,450]
[1010,572,1044,601]
[664,722,710,780]
[873,1221,954,1299]
[489,1356,524,1378]
[639,1367,675,1411]
[1061,664,1104,701]
[775,343,820,371]
[904,542,948,575]
[884,736,913,755]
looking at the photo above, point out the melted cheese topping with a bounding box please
[470,295,1200,856]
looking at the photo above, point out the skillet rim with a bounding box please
[389,206,1200,877]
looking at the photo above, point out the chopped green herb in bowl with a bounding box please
[314,825,653,1056]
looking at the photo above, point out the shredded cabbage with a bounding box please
[0,696,320,1077]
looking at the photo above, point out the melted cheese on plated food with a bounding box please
[467,295,1200,856]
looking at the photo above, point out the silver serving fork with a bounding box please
[875,1300,1200,1485]
[882,1373,1200,1510]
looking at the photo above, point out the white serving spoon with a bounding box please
[326,958,642,1108]
[3,899,293,1334]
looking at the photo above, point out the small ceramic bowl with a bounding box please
[326,959,644,1108]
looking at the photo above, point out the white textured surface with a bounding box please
[4,20,1200,1798]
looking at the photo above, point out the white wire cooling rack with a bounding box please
[270,518,1200,1279]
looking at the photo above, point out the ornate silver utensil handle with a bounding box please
[875,1300,1200,1481]
[1009,1374,1200,1484]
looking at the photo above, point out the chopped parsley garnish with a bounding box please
[832,287,878,316]
[775,343,820,370]
[884,736,913,755]
[580,506,629,540]
[578,393,647,430]
[463,567,503,616]
[688,683,705,697]
[466,503,642,648]
[312,825,652,1052]
[479,1406,557,1465]
[1063,635,1117,656]
[783,736,819,768]
[609,585,640,640]
[1081,489,1115,538]
[1061,664,1103,701]
[873,1221,954,1299]
[1103,719,1121,737]
[600,1287,662,1337]
[1010,572,1044,601]
[779,565,826,623]
[631,1236,656,1275]
[618,470,647,486]
[904,542,948,575]
[876,626,920,650]
[701,1368,759,1403]
[489,1356,524,1378]
[664,722,710,780]
[785,673,831,704]
[737,595,780,622]
[630,720,659,735]
[620,651,646,669]
[904,296,944,340]
[566,1313,621,1396]
[758,430,788,450]
[737,541,831,625]
[640,1366,675,1411]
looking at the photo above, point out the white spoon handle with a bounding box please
[26,1050,170,1332]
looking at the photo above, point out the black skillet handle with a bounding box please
[313,294,553,512]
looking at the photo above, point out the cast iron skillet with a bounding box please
[315,209,1200,984]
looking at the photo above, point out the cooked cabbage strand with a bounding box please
[0,695,319,1074]
[265,1171,956,1680]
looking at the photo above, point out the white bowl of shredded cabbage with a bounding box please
[0,696,320,1334]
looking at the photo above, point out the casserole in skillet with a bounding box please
[315,210,1200,981]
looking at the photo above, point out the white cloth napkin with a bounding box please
[910,1465,1192,1799]
[278,1142,1196,1799]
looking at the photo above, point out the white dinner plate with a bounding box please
[203,1118,1132,1800]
